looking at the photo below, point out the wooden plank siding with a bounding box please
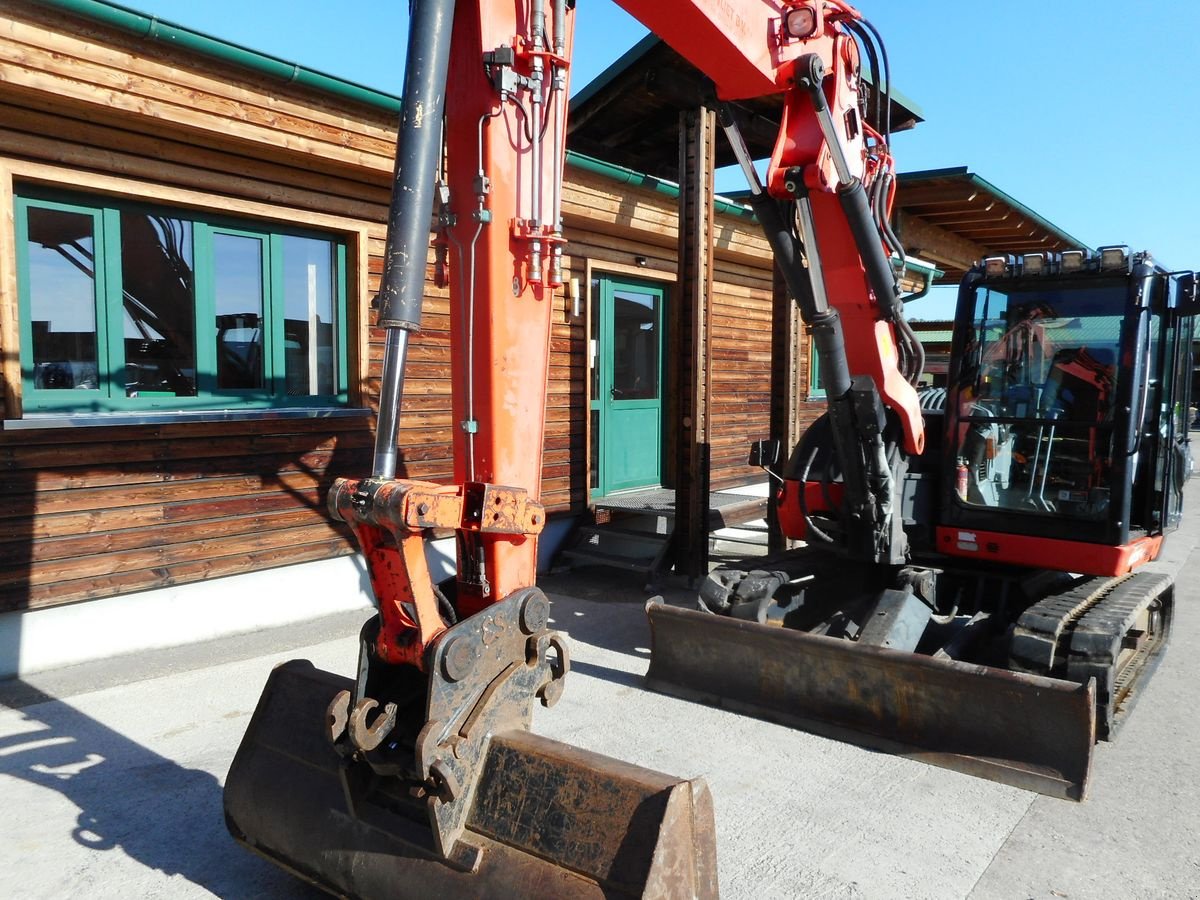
[0,2,780,614]
[563,166,778,497]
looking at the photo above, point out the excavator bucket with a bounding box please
[645,600,1095,801]
[225,659,718,899]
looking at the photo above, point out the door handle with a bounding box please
[610,387,622,399]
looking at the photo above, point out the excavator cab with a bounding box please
[937,248,1194,562]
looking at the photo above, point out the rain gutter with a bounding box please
[35,0,404,113]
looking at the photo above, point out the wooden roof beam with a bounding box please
[896,212,983,282]
[915,208,1010,227]
[895,186,981,207]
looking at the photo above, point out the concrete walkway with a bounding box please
[3,498,1199,898]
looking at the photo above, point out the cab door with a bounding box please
[1156,289,1196,530]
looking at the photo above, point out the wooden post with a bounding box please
[672,106,716,583]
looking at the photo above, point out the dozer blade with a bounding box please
[225,659,718,899]
[645,600,1095,801]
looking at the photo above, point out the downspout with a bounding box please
[901,263,938,303]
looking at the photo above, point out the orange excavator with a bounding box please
[223,0,1198,895]
[224,1,887,895]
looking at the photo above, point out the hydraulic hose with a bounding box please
[838,179,902,321]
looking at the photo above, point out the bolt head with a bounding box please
[441,636,476,682]
[520,594,550,634]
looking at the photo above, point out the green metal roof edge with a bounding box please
[896,166,969,181]
[861,70,923,122]
[38,1,748,222]
[36,0,405,113]
[898,167,1091,252]
[565,152,754,220]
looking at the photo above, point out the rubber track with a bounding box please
[1009,570,1174,740]
[1009,575,1129,676]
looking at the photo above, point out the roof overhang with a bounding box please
[569,36,923,181]
[895,167,1090,284]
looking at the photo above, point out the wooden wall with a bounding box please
[0,2,400,613]
[561,166,778,495]
[0,2,778,614]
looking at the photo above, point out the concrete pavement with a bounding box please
[3,496,1200,898]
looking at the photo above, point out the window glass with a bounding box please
[25,207,99,392]
[611,289,659,400]
[16,190,347,413]
[213,233,265,390]
[953,283,1131,520]
[282,235,336,396]
[121,211,196,397]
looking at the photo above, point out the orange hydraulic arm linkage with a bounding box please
[330,0,573,678]
[619,0,926,564]
[334,0,925,685]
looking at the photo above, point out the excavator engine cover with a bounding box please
[226,659,717,899]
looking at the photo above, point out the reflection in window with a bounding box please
[213,233,265,390]
[282,236,336,396]
[121,212,196,397]
[18,191,347,413]
[954,284,1132,520]
[611,289,659,400]
[26,207,99,391]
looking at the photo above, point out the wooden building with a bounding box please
[0,2,1086,673]
[0,0,786,656]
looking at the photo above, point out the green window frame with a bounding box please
[808,340,826,399]
[15,188,349,414]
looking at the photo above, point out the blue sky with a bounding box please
[123,1,1200,318]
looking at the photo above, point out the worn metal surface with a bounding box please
[856,588,932,652]
[645,599,1095,800]
[224,659,718,898]
[415,588,569,856]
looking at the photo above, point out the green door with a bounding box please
[590,277,665,496]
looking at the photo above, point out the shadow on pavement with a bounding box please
[566,659,645,690]
[538,564,699,659]
[0,682,322,899]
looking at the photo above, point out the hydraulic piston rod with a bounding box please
[372,0,457,478]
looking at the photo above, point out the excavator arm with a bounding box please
[632,0,927,565]
[338,0,922,731]
[224,1,923,896]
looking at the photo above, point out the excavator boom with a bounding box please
[224,0,937,892]
[223,0,740,895]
